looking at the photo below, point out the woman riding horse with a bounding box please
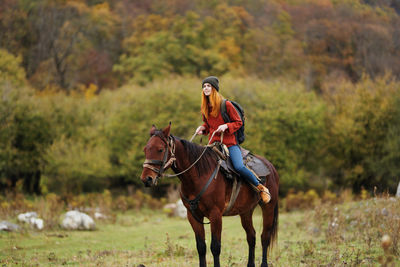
[140,77,279,267]
[195,76,271,203]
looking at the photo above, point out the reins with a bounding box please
[143,130,224,225]
[143,131,223,179]
[164,131,222,178]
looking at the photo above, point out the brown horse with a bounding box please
[140,124,279,267]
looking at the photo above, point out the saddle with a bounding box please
[212,144,271,215]
[213,144,270,184]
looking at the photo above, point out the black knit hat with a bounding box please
[202,76,219,92]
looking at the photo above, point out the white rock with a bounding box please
[29,218,44,230]
[17,212,44,230]
[396,181,400,198]
[62,215,79,229]
[174,199,187,219]
[61,210,96,230]
[0,221,20,232]
[17,212,38,223]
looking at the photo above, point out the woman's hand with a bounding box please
[215,124,228,133]
[196,125,206,135]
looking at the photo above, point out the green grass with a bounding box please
[1,198,399,266]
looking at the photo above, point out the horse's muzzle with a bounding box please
[144,176,154,187]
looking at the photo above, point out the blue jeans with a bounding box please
[228,145,260,186]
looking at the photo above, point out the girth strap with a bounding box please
[223,177,242,216]
[181,161,221,225]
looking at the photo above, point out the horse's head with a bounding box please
[140,123,175,187]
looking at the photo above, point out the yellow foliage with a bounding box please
[45,193,60,203]
[322,190,337,203]
[1,201,10,210]
[93,2,110,13]
[217,37,241,68]
[0,49,27,87]
[35,84,64,96]
[360,188,369,200]
[90,2,119,33]
[66,0,90,14]
[284,188,355,211]
[85,83,98,100]
[304,189,320,205]
[124,15,173,51]
[353,165,364,176]
[24,200,34,210]
[285,189,320,211]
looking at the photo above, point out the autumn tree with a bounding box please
[115,4,254,84]
[20,0,120,91]
[0,80,52,194]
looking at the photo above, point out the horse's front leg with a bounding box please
[209,209,222,267]
[187,211,207,267]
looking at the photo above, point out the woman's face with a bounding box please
[203,83,213,96]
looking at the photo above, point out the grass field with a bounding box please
[1,197,399,266]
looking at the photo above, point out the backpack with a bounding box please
[220,99,245,144]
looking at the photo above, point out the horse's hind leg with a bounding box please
[209,209,222,267]
[240,209,256,267]
[187,212,207,267]
[260,203,278,267]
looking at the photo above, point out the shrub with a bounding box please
[284,189,320,211]
[323,75,400,194]
[0,49,27,88]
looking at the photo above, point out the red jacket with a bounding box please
[201,101,242,147]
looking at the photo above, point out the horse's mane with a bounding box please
[174,136,219,177]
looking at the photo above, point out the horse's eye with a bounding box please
[158,148,163,153]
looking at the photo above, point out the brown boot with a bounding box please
[257,184,271,203]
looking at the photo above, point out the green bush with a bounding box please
[0,85,52,194]
[0,49,27,88]
[323,75,400,193]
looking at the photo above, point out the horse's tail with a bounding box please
[269,200,279,252]
[258,156,279,251]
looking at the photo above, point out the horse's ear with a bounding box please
[162,122,171,137]
[150,124,157,136]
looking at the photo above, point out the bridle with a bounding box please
[142,134,176,184]
[142,131,221,183]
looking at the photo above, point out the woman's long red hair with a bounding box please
[201,87,224,119]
